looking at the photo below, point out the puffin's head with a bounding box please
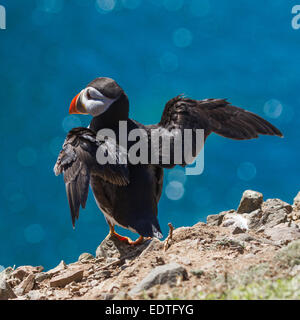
[69,77,128,118]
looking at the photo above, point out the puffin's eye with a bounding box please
[87,89,92,100]
[88,87,105,100]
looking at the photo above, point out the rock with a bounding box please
[78,253,94,263]
[26,290,46,300]
[0,279,17,300]
[96,234,150,260]
[35,272,49,283]
[237,190,263,214]
[0,267,14,282]
[139,238,163,258]
[246,209,263,229]
[106,257,119,264]
[221,213,248,231]
[11,266,43,282]
[81,279,111,299]
[129,263,188,296]
[21,274,35,293]
[260,199,292,228]
[93,270,111,280]
[247,199,291,231]
[16,274,35,296]
[206,211,228,226]
[191,270,204,278]
[50,269,84,288]
[264,223,300,242]
[234,234,255,242]
[179,258,191,266]
[46,260,67,277]
[232,226,246,235]
[293,192,300,211]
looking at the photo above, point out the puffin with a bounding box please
[54,77,283,245]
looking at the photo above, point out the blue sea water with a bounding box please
[0,0,299,270]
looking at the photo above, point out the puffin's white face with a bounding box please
[69,86,117,117]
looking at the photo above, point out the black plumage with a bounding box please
[55,77,282,243]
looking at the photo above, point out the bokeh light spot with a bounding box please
[263,99,283,119]
[62,115,82,133]
[167,168,187,185]
[237,162,256,181]
[17,147,37,167]
[173,28,193,48]
[24,224,45,244]
[96,0,116,13]
[165,181,185,200]
[36,0,64,13]
[160,52,178,72]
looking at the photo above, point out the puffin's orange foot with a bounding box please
[110,231,132,244]
[110,232,149,246]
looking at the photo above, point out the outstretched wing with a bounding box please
[147,95,283,167]
[54,127,129,227]
[159,96,283,139]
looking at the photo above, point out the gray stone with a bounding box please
[221,213,248,230]
[96,234,151,260]
[139,238,163,258]
[264,223,300,242]
[46,260,67,277]
[234,234,255,242]
[20,274,35,294]
[246,209,263,229]
[50,269,84,288]
[129,263,188,295]
[237,190,263,214]
[260,199,291,229]
[106,257,119,264]
[293,191,300,211]
[262,198,292,215]
[35,272,49,283]
[78,253,94,263]
[206,211,228,226]
[232,226,246,235]
[0,279,17,300]
[0,267,14,282]
[191,270,204,278]
[94,270,111,279]
[11,266,43,282]
[26,290,46,300]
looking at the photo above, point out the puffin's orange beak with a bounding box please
[69,93,80,114]
[69,92,87,114]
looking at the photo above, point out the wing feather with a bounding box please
[148,96,283,168]
[54,127,129,227]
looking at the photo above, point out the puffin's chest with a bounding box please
[91,164,157,214]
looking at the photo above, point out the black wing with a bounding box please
[147,95,283,167]
[54,127,129,227]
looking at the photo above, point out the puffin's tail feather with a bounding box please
[133,220,163,239]
[152,225,163,239]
